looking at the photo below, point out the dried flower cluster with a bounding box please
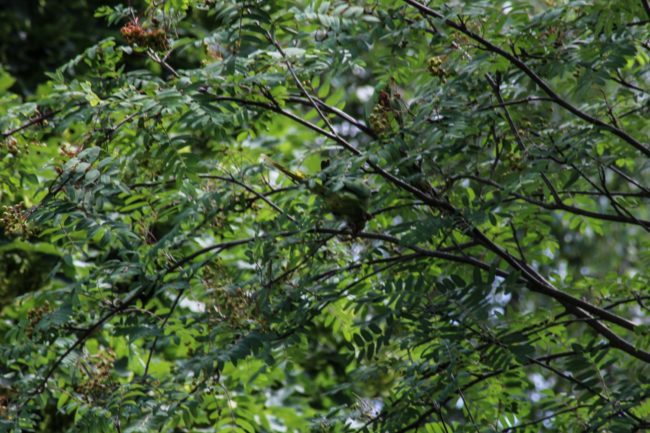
[74,351,116,400]
[1,203,32,237]
[120,20,169,51]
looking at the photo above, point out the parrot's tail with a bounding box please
[261,155,307,184]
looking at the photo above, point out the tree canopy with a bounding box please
[1,0,650,432]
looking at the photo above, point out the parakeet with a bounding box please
[262,156,371,232]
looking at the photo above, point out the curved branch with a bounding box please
[450,174,650,229]
[201,174,297,223]
[402,0,650,157]
[501,404,590,432]
[286,95,377,137]
[1,102,85,139]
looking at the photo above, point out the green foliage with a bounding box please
[1,0,650,432]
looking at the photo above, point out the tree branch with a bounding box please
[402,0,650,157]
[201,89,650,364]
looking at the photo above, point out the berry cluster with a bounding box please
[1,203,32,238]
[369,90,394,135]
[0,395,8,419]
[75,351,116,400]
[26,303,51,338]
[120,20,168,51]
[369,105,391,135]
[210,286,257,327]
[2,137,18,155]
[427,56,447,79]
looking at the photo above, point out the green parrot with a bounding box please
[262,156,371,232]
